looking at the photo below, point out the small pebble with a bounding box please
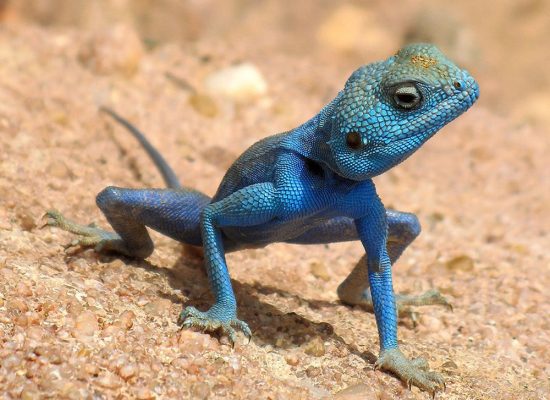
[419,314,443,331]
[201,146,238,170]
[441,360,459,372]
[144,298,171,316]
[117,310,135,330]
[204,63,267,102]
[78,24,143,76]
[303,336,326,357]
[17,211,36,231]
[305,365,321,378]
[26,326,45,341]
[189,93,218,118]
[8,298,29,313]
[227,356,241,373]
[102,324,121,337]
[285,353,300,366]
[119,363,138,380]
[333,383,379,399]
[3,354,22,369]
[309,261,330,281]
[190,382,211,400]
[96,372,123,389]
[111,355,129,370]
[20,387,40,400]
[135,386,155,400]
[73,310,99,337]
[85,363,99,376]
[445,255,475,272]
[16,281,33,297]
[67,299,84,316]
[15,314,28,327]
[136,296,149,306]
[47,160,71,179]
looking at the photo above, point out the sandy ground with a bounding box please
[0,1,549,399]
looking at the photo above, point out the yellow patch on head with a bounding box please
[410,55,437,69]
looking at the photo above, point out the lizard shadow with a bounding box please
[94,246,378,365]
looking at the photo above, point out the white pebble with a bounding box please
[204,63,268,102]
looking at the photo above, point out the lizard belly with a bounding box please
[220,179,372,246]
[222,211,337,245]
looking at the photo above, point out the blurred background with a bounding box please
[1,0,549,125]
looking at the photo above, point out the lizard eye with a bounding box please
[346,131,362,150]
[392,83,422,110]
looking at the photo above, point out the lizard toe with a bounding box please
[375,348,445,394]
[178,306,251,345]
[45,210,127,254]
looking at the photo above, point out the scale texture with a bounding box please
[47,43,479,395]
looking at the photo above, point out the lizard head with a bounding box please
[325,43,479,180]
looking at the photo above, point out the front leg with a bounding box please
[179,182,278,344]
[356,181,445,395]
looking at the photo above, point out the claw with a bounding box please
[232,319,252,340]
[178,306,251,345]
[399,307,420,326]
[39,221,49,229]
[39,213,51,229]
[63,239,76,250]
[228,330,237,347]
[375,348,445,394]
[410,313,419,327]
[44,209,127,255]
[181,320,193,329]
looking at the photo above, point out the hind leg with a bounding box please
[286,210,450,318]
[338,254,450,324]
[46,186,210,258]
[335,211,451,321]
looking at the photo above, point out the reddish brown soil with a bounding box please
[0,1,548,399]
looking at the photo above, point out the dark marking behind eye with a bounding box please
[305,158,324,177]
[346,132,362,150]
[306,158,324,176]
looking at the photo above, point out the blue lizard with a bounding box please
[46,44,479,394]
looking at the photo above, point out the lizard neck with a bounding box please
[281,92,342,173]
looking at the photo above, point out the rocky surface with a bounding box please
[0,1,548,399]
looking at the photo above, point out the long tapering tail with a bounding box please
[99,106,182,189]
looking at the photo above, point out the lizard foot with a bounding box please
[396,289,452,326]
[44,210,125,253]
[340,288,452,326]
[375,348,445,396]
[178,306,252,345]
[396,289,452,310]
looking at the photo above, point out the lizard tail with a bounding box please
[99,106,182,190]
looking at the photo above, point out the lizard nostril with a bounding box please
[453,81,462,90]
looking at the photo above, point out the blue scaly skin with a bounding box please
[46,44,479,394]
